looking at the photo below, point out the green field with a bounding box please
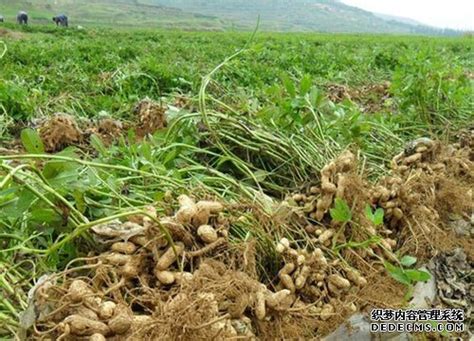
[0,24,473,339]
[0,0,226,29]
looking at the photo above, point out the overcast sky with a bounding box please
[341,0,474,30]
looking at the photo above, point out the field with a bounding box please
[0,23,473,339]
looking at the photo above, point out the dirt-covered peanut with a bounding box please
[175,195,197,224]
[192,205,211,227]
[64,315,110,336]
[292,193,304,202]
[313,248,328,268]
[279,238,290,248]
[320,304,334,321]
[228,294,250,318]
[328,281,341,295]
[266,289,291,309]
[295,265,311,289]
[108,304,132,335]
[75,306,99,321]
[275,243,286,253]
[156,242,184,270]
[155,270,176,285]
[294,254,304,265]
[90,334,106,341]
[386,238,397,248]
[197,224,218,243]
[69,280,93,303]
[379,238,393,251]
[196,201,223,213]
[279,262,296,275]
[255,291,266,320]
[275,292,296,311]
[111,242,137,254]
[335,176,347,199]
[279,274,295,293]
[305,224,317,234]
[175,271,193,285]
[321,177,337,194]
[315,194,333,220]
[120,255,143,278]
[403,152,422,164]
[103,252,131,265]
[318,229,334,244]
[98,301,116,320]
[345,269,367,287]
[314,273,326,282]
[392,207,404,220]
[129,235,151,249]
[328,274,351,289]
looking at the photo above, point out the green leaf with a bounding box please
[309,86,323,108]
[400,255,417,267]
[73,190,86,214]
[254,170,267,182]
[300,74,312,95]
[384,261,411,286]
[330,198,352,223]
[365,205,384,225]
[373,208,384,225]
[405,269,431,282]
[365,204,374,220]
[140,142,152,161]
[20,128,44,154]
[30,208,61,224]
[90,134,108,156]
[154,192,165,201]
[282,74,296,98]
[43,148,79,179]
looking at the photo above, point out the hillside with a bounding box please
[0,0,226,30]
[150,0,448,34]
[0,0,459,34]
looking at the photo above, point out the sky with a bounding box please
[341,0,474,30]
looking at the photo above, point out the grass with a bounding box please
[0,0,227,30]
[0,24,472,337]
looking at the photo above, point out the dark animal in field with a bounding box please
[17,11,28,25]
[0,16,4,23]
[52,14,68,27]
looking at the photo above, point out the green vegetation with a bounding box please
[0,0,226,29]
[384,256,431,300]
[0,23,472,338]
[0,0,465,34]
[154,0,458,34]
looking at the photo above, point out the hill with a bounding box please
[0,0,226,30]
[0,0,460,34]
[150,0,453,34]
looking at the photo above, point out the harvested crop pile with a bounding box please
[89,117,124,146]
[28,196,324,339]
[290,136,473,262]
[0,28,25,40]
[326,82,392,113]
[30,98,167,152]
[133,98,167,137]
[39,113,83,152]
[36,113,125,152]
[21,136,473,339]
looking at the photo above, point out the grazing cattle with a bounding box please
[0,16,4,23]
[52,14,68,27]
[17,11,28,25]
